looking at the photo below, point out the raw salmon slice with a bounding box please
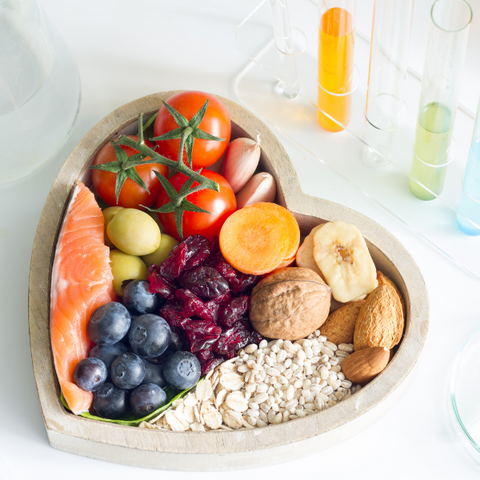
[50,181,116,415]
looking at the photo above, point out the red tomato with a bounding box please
[154,91,231,169]
[157,169,236,242]
[91,135,168,209]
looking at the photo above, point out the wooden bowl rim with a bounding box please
[28,91,429,456]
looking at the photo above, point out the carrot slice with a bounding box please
[247,202,300,262]
[219,207,289,275]
[276,254,296,269]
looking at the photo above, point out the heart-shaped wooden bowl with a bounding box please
[29,91,429,471]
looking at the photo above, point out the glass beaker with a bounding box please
[317,0,355,133]
[363,0,413,167]
[0,0,81,184]
[409,0,472,201]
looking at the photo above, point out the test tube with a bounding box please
[270,0,299,99]
[317,0,356,133]
[363,0,413,167]
[457,96,480,235]
[409,0,472,201]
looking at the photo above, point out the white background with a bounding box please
[2,0,480,478]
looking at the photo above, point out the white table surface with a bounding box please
[2,0,480,478]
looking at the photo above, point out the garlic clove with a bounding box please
[236,172,276,209]
[220,135,261,193]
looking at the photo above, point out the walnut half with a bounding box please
[249,267,332,341]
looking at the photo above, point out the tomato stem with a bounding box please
[115,135,220,193]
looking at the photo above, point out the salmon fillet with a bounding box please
[50,181,116,415]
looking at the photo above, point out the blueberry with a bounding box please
[162,351,201,390]
[128,314,171,359]
[163,328,188,356]
[87,302,131,345]
[73,357,107,392]
[92,382,129,419]
[111,352,145,390]
[123,280,163,315]
[88,342,128,370]
[142,360,167,388]
[130,383,167,418]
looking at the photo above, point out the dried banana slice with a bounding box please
[295,224,325,279]
[313,221,377,303]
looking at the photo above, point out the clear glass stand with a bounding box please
[234,0,480,280]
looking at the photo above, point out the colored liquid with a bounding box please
[409,102,454,201]
[457,138,480,235]
[317,7,354,133]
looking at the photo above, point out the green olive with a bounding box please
[102,206,123,248]
[107,208,161,256]
[142,233,179,267]
[110,249,148,296]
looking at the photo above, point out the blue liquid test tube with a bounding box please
[457,97,480,235]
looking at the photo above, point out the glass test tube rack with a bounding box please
[234,0,480,280]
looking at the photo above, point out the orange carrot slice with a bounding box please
[276,254,296,269]
[247,202,300,262]
[219,207,289,275]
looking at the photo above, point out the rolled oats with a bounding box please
[149,331,361,432]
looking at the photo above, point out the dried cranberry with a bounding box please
[213,320,253,358]
[159,242,187,281]
[210,236,220,254]
[147,265,176,300]
[159,302,188,328]
[229,272,259,294]
[181,235,212,270]
[218,295,250,329]
[175,289,205,318]
[249,328,264,346]
[178,266,229,300]
[200,356,224,376]
[194,349,215,363]
[183,319,221,352]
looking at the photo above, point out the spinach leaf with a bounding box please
[60,382,196,427]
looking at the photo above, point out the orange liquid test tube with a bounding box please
[317,3,355,132]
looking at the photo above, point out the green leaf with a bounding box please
[184,134,194,169]
[114,170,128,203]
[89,162,122,174]
[188,99,209,128]
[112,143,129,164]
[60,383,197,427]
[163,101,189,128]
[138,113,145,144]
[122,152,147,169]
[151,127,184,141]
[144,202,176,214]
[193,129,225,142]
[179,175,196,196]
[142,111,157,132]
[126,167,149,194]
[153,170,178,200]
[182,199,211,214]
[174,208,184,240]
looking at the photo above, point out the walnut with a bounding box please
[249,267,331,341]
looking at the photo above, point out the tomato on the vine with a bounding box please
[156,169,236,242]
[91,135,168,209]
[153,91,231,169]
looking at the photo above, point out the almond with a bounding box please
[320,300,365,345]
[341,346,390,384]
[354,283,404,351]
[375,270,406,319]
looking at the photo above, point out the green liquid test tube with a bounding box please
[409,0,471,201]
